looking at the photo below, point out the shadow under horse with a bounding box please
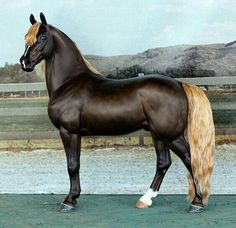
[20,13,215,213]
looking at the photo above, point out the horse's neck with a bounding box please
[45,29,88,96]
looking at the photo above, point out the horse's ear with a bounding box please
[29,14,37,25]
[40,12,47,25]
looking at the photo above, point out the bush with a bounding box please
[0,63,42,83]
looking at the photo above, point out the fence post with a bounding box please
[139,134,144,146]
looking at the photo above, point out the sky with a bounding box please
[1,0,236,66]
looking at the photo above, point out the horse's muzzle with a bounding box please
[19,56,34,72]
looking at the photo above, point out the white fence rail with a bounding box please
[0,76,235,94]
[177,76,236,85]
[0,82,47,92]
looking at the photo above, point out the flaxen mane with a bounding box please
[74,44,100,75]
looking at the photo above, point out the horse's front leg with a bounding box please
[136,138,171,208]
[58,127,81,213]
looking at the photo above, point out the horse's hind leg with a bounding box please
[169,136,204,213]
[136,137,171,209]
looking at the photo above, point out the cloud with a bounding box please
[156,3,188,13]
[216,0,236,12]
[194,20,236,44]
[151,25,177,47]
[205,21,235,29]
[163,25,175,39]
[0,0,30,10]
[202,21,235,37]
[146,0,216,13]
[55,0,97,10]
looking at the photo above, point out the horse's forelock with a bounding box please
[25,22,42,46]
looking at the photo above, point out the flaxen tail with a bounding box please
[182,83,215,204]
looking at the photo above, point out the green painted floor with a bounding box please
[0,195,235,228]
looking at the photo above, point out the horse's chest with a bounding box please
[48,100,81,131]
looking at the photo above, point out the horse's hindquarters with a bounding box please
[140,84,188,139]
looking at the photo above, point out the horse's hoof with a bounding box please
[187,204,204,213]
[136,200,150,209]
[58,203,75,213]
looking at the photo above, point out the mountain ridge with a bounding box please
[85,42,236,77]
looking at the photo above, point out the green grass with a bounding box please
[0,98,48,108]
[208,94,236,103]
[0,115,55,132]
[213,110,236,125]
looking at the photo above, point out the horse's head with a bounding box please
[20,13,54,72]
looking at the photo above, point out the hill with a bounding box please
[86,42,236,77]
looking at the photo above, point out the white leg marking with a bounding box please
[139,188,158,206]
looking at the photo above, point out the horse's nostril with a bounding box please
[25,59,31,65]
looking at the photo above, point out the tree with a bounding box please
[0,63,42,83]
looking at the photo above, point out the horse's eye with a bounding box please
[39,35,47,42]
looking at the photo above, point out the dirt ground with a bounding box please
[0,145,235,194]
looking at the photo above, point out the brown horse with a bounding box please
[20,13,215,213]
